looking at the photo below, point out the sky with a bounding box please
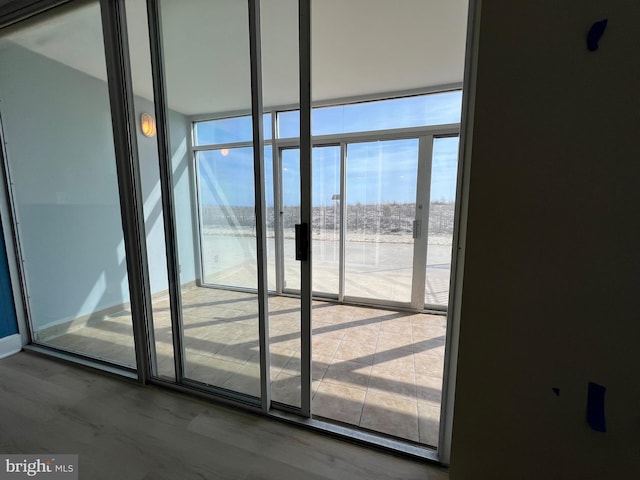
[198,136,458,207]
[196,93,461,207]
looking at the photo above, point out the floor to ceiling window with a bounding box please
[193,92,461,311]
[194,115,275,291]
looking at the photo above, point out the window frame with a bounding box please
[190,89,462,310]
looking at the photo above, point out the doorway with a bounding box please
[0,0,467,460]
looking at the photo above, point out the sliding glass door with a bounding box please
[0,0,138,367]
[0,0,464,458]
[156,0,267,401]
[277,137,446,309]
[344,139,420,304]
[280,146,341,297]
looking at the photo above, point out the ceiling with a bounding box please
[1,0,468,115]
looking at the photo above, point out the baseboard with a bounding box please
[37,302,129,340]
[37,281,199,341]
[151,280,198,302]
[0,333,22,359]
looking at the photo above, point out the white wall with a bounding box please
[135,95,170,296]
[0,42,129,329]
[0,43,195,329]
[134,95,198,295]
[167,107,198,286]
[451,1,640,478]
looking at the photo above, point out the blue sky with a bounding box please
[277,91,462,138]
[198,136,458,207]
[196,93,461,207]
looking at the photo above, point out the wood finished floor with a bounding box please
[0,352,448,480]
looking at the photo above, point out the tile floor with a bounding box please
[42,286,446,446]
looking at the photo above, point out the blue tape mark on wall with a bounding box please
[587,382,607,432]
[0,217,18,339]
[587,19,608,52]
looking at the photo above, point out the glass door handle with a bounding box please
[295,223,309,261]
[412,220,420,239]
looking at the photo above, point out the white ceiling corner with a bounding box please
[2,0,468,116]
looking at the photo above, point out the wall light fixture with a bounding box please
[141,113,156,138]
